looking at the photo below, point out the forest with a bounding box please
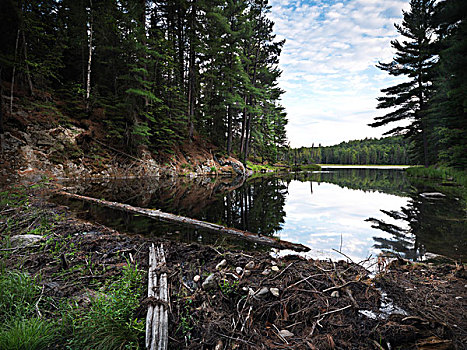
[0,0,288,164]
[291,136,412,165]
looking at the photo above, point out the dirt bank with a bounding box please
[1,185,465,349]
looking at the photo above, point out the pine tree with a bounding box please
[369,0,436,167]
[429,0,467,169]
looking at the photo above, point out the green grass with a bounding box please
[0,318,58,350]
[69,263,145,350]
[0,270,41,323]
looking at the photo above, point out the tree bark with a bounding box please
[85,0,93,112]
[57,190,310,252]
[10,29,20,115]
[22,31,34,97]
[0,66,4,135]
[187,0,196,141]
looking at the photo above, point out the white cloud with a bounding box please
[269,0,409,146]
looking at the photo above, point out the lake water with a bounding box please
[59,168,466,262]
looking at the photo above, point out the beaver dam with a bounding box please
[1,169,466,349]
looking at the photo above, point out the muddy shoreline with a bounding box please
[1,185,466,349]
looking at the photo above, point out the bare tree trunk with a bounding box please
[0,67,4,135]
[227,104,232,155]
[146,244,169,350]
[21,31,34,97]
[57,190,310,252]
[10,29,20,115]
[85,0,93,112]
[187,0,196,141]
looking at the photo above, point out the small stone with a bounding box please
[331,291,340,298]
[270,288,280,297]
[235,267,243,275]
[248,288,255,296]
[271,265,280,272]
[193,275,201,283]
[262,269,271,276]
[245,261,255,270]
[257,287,269,296]
[243,269,252,277]
[202,274,217,290]
[279,329,294,338]
[216,259,227,270]
[271,260,277,266]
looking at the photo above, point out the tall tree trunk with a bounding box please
[10,29,20,115]
[22,31,34,97]
[140,0,148,108]
[187,0,196,141]
[85,0,93,113]
[227,104,232,155]
[0,66,4,135]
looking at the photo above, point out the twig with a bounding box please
[332,248,355,264]
[322,280,359,293]
[35,285,45,318]
[272,323,288,344]
[371,339,385,350]
[314,304,352,318]
[270,262,294,281]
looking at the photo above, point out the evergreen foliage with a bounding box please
[290,137,412,166]
[0,0,287,161]
[371,0,466,169]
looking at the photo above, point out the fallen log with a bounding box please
[56,191,310,252]
[146,244,168,350]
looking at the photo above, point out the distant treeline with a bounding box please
[291,136,413,165]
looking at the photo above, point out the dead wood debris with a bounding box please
[0,192,464,349]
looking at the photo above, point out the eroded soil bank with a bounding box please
[1,185,466,349]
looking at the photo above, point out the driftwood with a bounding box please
[56,191,310,252]
[146,244,169,350]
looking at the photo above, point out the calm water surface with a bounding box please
[60,168,466,261]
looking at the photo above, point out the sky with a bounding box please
[268,0,411,147]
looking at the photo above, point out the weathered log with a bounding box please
[146,244,169,350]
[56,191,310,252]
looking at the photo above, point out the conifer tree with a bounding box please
[370,0,436,167]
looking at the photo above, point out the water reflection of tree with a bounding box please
[315,169,411,196]
[367,187,466,261]
[220,177,288,237]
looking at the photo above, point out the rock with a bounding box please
[202,274,217,290]
[244,269,252,277]
[279,330,294,338]
[331,291,340,298]
[262,269,271,276]
[271,265,280,272]
[193,275,201,283]
[257,287,269,297]
[245,261,255,270]
[271,260,277,266]
[235,267,243,275]
[270,287,280,297]
[216,259,228,270]
[10,234,44,248]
